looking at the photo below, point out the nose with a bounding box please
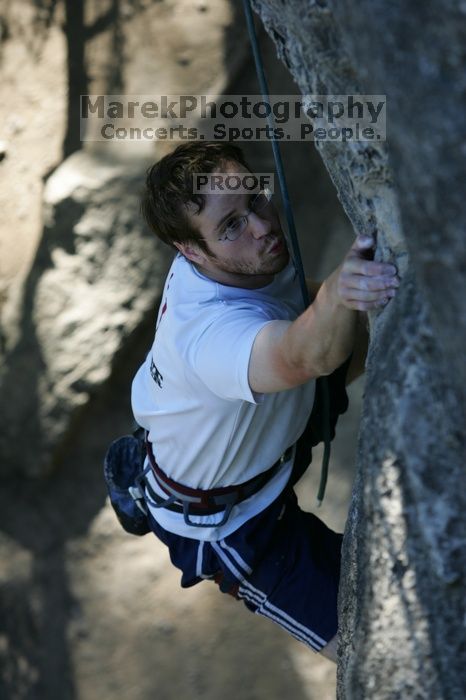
[248,211,272,239]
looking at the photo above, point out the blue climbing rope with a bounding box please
[242,0,331,504]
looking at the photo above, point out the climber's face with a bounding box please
[175,161,289,288]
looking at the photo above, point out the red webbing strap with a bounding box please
[145,435,285,508]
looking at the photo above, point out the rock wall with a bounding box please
[252,1,466,698]
[0,0,249,478]
[0,151,172,477]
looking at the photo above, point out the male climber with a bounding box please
[130,141,398,661]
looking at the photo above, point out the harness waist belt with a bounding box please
[143,434,294,527]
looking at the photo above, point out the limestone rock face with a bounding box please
[330,0,466,389]
[253,1,466,698]
[0,152,173,478]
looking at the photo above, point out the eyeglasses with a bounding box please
[216,188,274,242]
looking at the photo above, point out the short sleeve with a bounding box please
[183,306,273,403]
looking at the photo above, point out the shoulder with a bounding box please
[168,254,221,305]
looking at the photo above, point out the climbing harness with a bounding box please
[144,433,294,527]
[242,0,332,504]
[104,427,296,534]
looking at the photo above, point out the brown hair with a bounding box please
[141,142,250,253]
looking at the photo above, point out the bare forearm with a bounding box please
[283,266,357,377]
[278,235,399,381]
[249,234,399,394]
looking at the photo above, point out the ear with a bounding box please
[174,241,207,264]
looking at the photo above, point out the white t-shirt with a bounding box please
[131,253,315,540]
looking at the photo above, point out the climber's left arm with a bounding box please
[306,278,368,383]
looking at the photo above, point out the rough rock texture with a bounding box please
[0,151,173,478]
[253,1,466,698]
[0,0,249,478]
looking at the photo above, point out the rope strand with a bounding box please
[242,0,332,504]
